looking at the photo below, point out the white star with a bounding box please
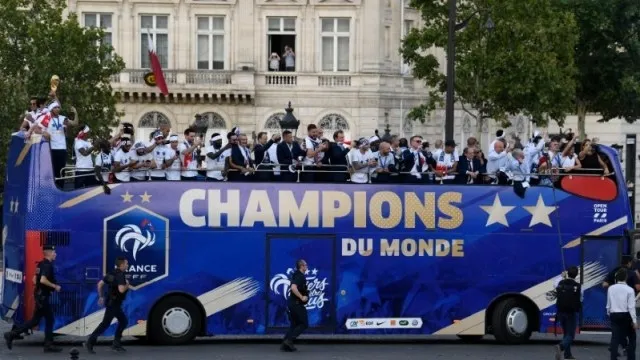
[9,199,15,214]
[480,194,515,227]
[523,194,556,227]
[312,268,318,275]
[304,269,310,275]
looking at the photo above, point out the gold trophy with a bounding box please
[50,75,60,93]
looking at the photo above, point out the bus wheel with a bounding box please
[491,298,532,344]
[148,296,202,345]
[457,335,483,343]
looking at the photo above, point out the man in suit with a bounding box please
[276,130,304,182]
[327,130,351,183]
[401,135,432,184]
[254,132,279,181]
[456,147,482,184]
[227,134,255,182]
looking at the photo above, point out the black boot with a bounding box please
[4,332,14,350]
[112,340,126,352]
[84,339,96,354]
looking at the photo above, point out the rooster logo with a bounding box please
[114,219,156,260]
[269,268,295,299]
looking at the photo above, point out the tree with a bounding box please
[561,0,640,139]
[0,0,125,183]
[401,0,578,134]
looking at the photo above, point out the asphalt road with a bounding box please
[0,326,620,360]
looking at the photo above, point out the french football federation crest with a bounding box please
[103,205,169,289]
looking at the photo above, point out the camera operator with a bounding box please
[578,139,609,176]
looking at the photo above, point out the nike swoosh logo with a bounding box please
[377,322,385,325]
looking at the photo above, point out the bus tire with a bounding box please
[148,296,202,345]
[491,297,532,344]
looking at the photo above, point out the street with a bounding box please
[0,328,617,360]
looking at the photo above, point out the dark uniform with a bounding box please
[4,245,62,352]
[282,269,309,351]
[85,269,128,353]
[605,260,639,356]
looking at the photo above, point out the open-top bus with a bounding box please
[0,133,634,345]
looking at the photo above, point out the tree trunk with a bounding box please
[577,101,587,141]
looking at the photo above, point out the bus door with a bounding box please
[265,234,336,332]
[579,235,623,333]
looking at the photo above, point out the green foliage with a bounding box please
[0,0,124,183]
[401,0,578,128]
[561,0,640,123]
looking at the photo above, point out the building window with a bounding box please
[264,113,284,138]
[141,15,169,69]
[404,20,414,37]
[318,113,350,140]
[197,112,228,144]
[267,17,296,71]
[196,16,225,70]
[138,111,171,142]
[321,18,350,72]
[83,13,113,58]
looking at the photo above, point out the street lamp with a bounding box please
[445,2,495,141]
[279,102,301,137]
[192,113,208,139]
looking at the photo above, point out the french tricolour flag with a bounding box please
[147,33,169,96]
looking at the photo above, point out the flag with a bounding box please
[147,33,169,96]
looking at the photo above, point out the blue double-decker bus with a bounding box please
[0,133,634,345]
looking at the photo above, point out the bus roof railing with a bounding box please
[57,164,614,185]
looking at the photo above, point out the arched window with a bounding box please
[318,113,350,140]
[402,117,414,138]
[263,112,284,138]
[138,111,171,143]
[197,112,228,145]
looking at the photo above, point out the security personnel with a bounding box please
[603,255,640,356]
[607,268,637,360]
[3,245,62,352]
[84,256,131,354]
[281,259,309,352]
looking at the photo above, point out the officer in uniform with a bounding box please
[84,256,131,354]
[3,245,62,352]
[281,259,309,352]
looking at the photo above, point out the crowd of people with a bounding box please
[16,96,612,191]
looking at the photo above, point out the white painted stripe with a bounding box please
[563,216,628,249]
[434,262,608,335]
[55,277,260,337]
[5,296,20,320]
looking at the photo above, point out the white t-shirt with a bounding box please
[205,145,226,180]
[94,152,112,182]
[349,149,374,184]
[132,152,152,180]
[561,155,577,169]
[47,115,67,150]
[178,141,198,178]
[435,151,457,180]
[74,139,93,171]
[303,137,323,166]
[164,147,181,181]
[113,149,134,182]
[149,143,168,178]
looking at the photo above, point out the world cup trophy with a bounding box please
[50,75,60,93]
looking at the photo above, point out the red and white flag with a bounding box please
[147,33,169,96]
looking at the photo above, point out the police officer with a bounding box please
[3,245,62,352]
[281,259,309,352]
[84,256,132,354]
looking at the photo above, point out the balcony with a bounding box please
[109,69,422,103]
[111,69,255,104]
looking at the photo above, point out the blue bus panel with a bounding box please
[1,135,633,344]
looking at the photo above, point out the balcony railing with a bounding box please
[112,69,235,87]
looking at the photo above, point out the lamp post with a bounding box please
[279,102,301,137]
[192,113,208,168]
[445,2,495,141]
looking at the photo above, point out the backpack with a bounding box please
[555,279,581,313]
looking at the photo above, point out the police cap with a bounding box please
[43,245,55,251]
